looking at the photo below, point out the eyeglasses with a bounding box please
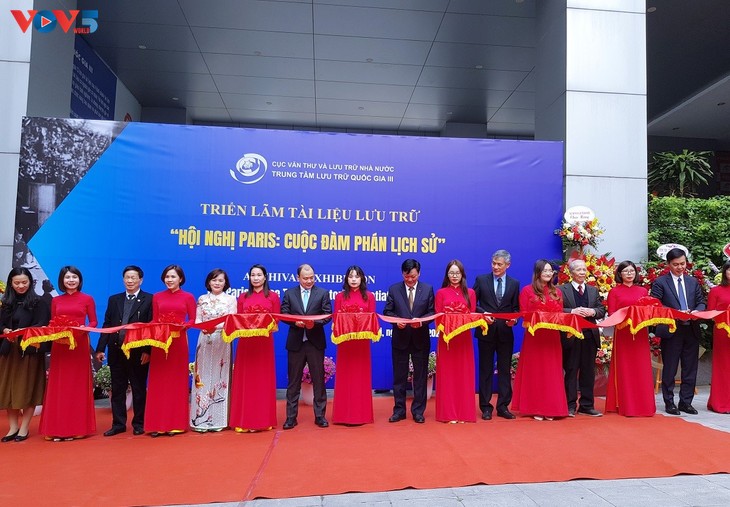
[621,269,636,274]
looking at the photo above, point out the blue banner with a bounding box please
[18,119,564,389]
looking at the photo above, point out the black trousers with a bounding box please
[660,325,699,406]
[392,343,429,418]
[286,341,326,420]
[477,331,513,414]
[108,344,149,430]
[562,334,598,411]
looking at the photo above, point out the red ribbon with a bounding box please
[331,312,382,344]
[436,313,489,345]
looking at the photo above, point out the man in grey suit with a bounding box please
[650,247,706,415]
[281,264,332,429]
[473,250,520,420]
[560,258,606,417]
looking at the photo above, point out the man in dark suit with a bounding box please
[560,258,606,417]
[281,264,332,429]
[95,265,153,436]
[383,258,434,423]
[473,250,520,420]
[650,247,706,415]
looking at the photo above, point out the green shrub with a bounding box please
[647,195,730,270]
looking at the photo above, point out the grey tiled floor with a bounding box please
[174,387,730,507]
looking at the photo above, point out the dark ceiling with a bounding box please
[78,0,730,143]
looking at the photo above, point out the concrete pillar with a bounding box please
[536,0,648,261]
[0,0,35,274]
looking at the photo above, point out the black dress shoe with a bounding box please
[14,433,29,442]
[133,428,145,436]
[481,412,492,421]
[2,431,19,443]
[103,427,126,437]
[577,407,603,417]
[149,432,161,438]
[413,415,425,424]
[388,414,406,423]
[283,418,297,430]
[678,403,698,415]
[497,410,516,420]
[665,404,681,415]
[314,417,329,428]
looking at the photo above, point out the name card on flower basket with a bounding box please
[564,205,595,224]
[723,242,730,259]
[656,243,688,260]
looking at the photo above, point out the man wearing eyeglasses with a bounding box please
[96,265,153,436]
[559,258,606,417]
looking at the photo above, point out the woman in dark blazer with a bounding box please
[0,267,51,442]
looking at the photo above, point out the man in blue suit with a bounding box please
[650,248,706,415]
[383,259,434,423]
[473,250,520,420]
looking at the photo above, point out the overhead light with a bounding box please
[138,45,147,50]
[475,65,484,70]
[447,111,453,115]
[358,106,365,110]
[366,58,373,63]
[266,101,272,105]
[254,51,262,56]
[172,97,179,101]
[718,102,727,106]
[647,6,656,13]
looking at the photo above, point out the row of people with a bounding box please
[2,250,729,441]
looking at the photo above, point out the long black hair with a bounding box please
[1,267,40,310]
[342,265,369,301]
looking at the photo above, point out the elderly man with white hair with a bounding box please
[559,258,606,417]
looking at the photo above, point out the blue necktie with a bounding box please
[302,289,310,309]
[677,277,688,311]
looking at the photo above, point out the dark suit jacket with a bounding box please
[281,285,332,351]
[383,281,434,350]
[650,273,706,339]
[97,290,153,353]
[473,273,520,340]
[559,283,606,347]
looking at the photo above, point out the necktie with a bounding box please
[302,289,310,309]
[408,286,414,311]
[677,277,688,311]
[121,294,135,342]
[496,277,503,304]
[578,284,584,296]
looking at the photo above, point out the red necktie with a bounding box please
[578,285,584,296]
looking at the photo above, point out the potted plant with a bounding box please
[648,150,713,197]
[594,335,613,396]
[300,356,336,405]
[93,364,112,399]
[407,351,436,398]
